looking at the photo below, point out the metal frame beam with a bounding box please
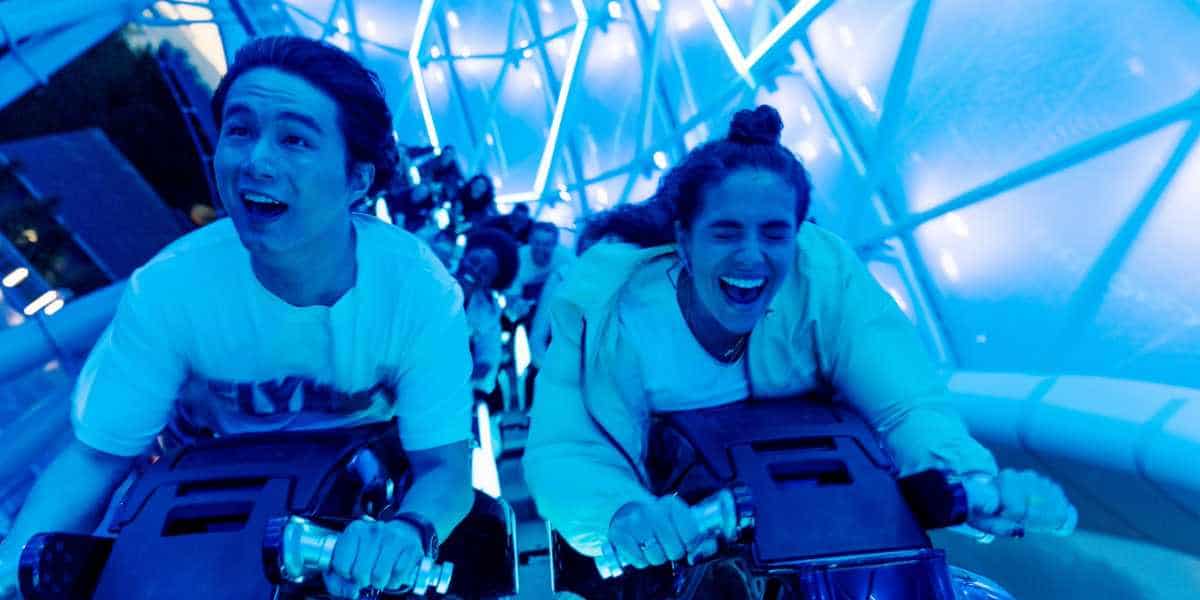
[433,8,481,150]
[513,0,592,208]
[620,0,677,207]
[857,92,1200,249]
[467,4,525,176]
[1041,121,1200,368]
[789,8,958,364]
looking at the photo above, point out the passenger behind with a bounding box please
[455,228,520,412]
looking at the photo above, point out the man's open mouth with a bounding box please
[242,191,289,219]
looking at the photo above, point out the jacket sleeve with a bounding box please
[522,294,656,556]
[821,246,998,478]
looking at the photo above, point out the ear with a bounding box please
[347,162,375,203]
[674,220,690,267]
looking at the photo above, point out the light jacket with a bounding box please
[523,224,998,556]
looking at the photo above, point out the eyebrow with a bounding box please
[223,103,325,135]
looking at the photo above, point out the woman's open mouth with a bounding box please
[719,276,766,305]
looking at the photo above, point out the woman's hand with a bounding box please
[966,469,1077,538]
[323,518,427,598]
[607,496,718,569]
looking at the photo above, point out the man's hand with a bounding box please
[607,496,717,570]
[967,468,1077,537]
[323,518,426,598]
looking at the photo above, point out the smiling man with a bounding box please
[0,36,474,599]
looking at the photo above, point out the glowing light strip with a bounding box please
[412,0,588,204]
[409,0,440,148]
[472,402,502,497]
[699,0,823,79]
[698,0,752,83]
[44,298,65,316]
[495,191,538,204]
[531,0,589,199]
[2,267,29,288]
[23,290,57,316]
[374,197,392,224]
[744,0,822,66]
[514,324,530,377]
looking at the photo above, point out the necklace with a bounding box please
[676,267,749,364]
[719,334,748,362]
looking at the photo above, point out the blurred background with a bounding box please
[1,1,1199,598]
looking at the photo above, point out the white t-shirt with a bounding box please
[71,215,473,456]
[616,262,748,413]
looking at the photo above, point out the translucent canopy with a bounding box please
[213,0,1200,392]
[3,0,1197,387]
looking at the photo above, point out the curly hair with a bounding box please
[577,197,675,254]
[211,35,399,196]
[464,227,520,291]
[658,104,812,230]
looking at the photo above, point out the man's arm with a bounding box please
[321,440,474,597]
[396,440,474,540]
[0,440,134,594]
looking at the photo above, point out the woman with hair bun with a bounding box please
[524,105,1075,575]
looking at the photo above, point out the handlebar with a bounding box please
[263,516,453,597]
[595,487,754,579]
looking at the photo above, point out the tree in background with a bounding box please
[0,30,216,220]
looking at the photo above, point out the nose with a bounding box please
[241,138,277,181]
[733,237,766,268]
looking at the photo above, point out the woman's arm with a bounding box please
[522,299,655,556]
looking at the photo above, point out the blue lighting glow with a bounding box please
[699,0,824,85]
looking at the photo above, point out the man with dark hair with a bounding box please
[0,36,474,599]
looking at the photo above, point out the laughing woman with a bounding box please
[523,105,1075,573]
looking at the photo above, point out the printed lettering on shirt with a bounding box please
[206,376,396,416]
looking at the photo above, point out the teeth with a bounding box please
[721,276,765,289]
[243,192,284,205]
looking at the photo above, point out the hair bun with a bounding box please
[727,105,783,145]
